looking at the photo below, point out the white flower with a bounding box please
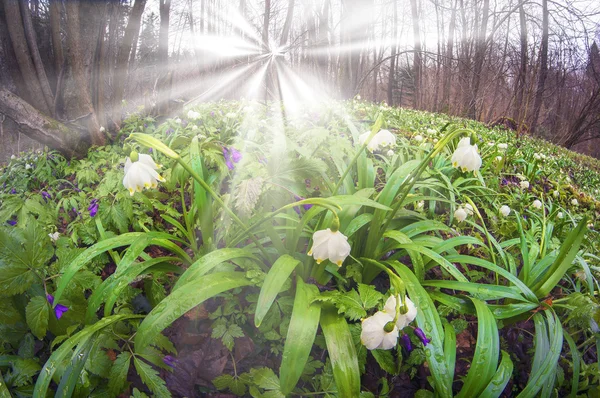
[532,200,543,209]
[356,95,361,100]
[454,207,468,222]
[520,181,530,189]
[383,295,418,330]
[11,155,16,160]
[174,118,182,124]
[588,222,594,229]
[307,228,351,267]
[225,112,237,119]
[553,190,559,197]
[496,156,503,162]
[25,164,32,170]
[488,142,495,147]
[122,154,165,196]
[497,143,508,150]
[464,203,474,216]
[360,311,398,350]
[416,200,425,210]
[414,135,424,142]
[191,125,199,131]
[99,126,106,133]
[387,149,394,157]
[359,129,397,152]
[48,232,60,242]
[500,205,511,217]
[571,199,578,206]
[433,138,439,144]
[557,211,564,219]
[187,110,200,120]
[427,128,436,135]
[451,137,482,173]
[533,153,545,161]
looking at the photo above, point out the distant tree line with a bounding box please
[0,0,599,158]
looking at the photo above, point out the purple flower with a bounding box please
[414,327,431,346]
[46,294,69,319]
[10,188,16,194]
[163,355,177,368]
[41,191,51,201]
[231,148,242,163]
[223,147,242,170]
[148,148,153,153]
[88,199,99,217]
[223,148,234,170]
[400,334,413,352]
[292,194,313,214]
[210,111,215,117]
[7,220,17,226]
[166,128,174,136]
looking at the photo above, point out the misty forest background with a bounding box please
[0,0,599,162]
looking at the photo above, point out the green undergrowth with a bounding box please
[0,100,599,397]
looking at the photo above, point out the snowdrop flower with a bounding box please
[496,156,503,162]
[122,154,165,196]
[497,143,508,150]
[532,200,543,209]
[360,311,398,350]
[225,112,237,119]
[359,129,397,152]
[99,126,106,133]
[557,211,564,219]
[487,142,496,147]
[451,137,482,173]
[48,232,60,242]
[553,190,559,198]
[187,110,200,120]
[191,125,199,131]
[415,201,425,211]
[520,181,530,190]
[356,95,361,100]
[464,203,474,216]
[454,207,468,222]
[387,149,394,157]
[427,128,436,135]
[500,205,511,217]
[433,138,439,144]
[383,295,418,330]
[25,164,32,170]
[571,198,578,206]
[308,228,351,267]
[414,135,424,142]
[174,118,182,124]
[11,155,16,160]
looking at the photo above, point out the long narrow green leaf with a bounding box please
[174,248,258,290]
[396,244,468,282]
[444,322,456,384]
[457,298,500,398]
[33,314,143,396]
[564,331,580,398]
[389,262,452,397]
[480,351,514,398]
[279,279,321,394]
[516,310,563,398]
[255,255,300,327]
[320,306,360,398]
[135,272,251,351]
[533,218,587,297]
[0,369,11,398]
[514,211,531,284]
[424,280,528,302]
[55,339,96,398]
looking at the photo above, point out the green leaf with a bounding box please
[0,262,37,296]
[0,369,10,398]
[320,306,360,398]
[371,349,398,375]
[357,283,384,310]
[480,351,514,398]
[280,279,321,394]
[255,255,300,327]
[457,298,500,398]
[134,357,171,397]
[56,339,96,398]
[26,296,49,339]
[135,272,251,351]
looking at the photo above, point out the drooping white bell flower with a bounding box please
[520,181,530,189]
[359,129,397,152]
[571,198,579,206]
[532,199,543,209]
[187,110,201,120]
[383,295,418,330]
[500,205,511,217]
[454,207,468,222]
[451,137,482,173]
[495,156,503,162]
[553,190,559,197]
[497,143,508,150]
[48,232,60,242]
[414,135,424,142]
[557,211,564,219]
[11,155,16,160]
[123,154,165,196]
[360,311,398,350]
[387,149,394,157]
[464,203,474,216]
[307,228,351,267]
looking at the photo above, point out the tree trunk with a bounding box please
[513,3,527,125]
[466,0,490,119]
[387,0,397,106]
[409,0,421,109]
[112,0,147,127]
[2,0,51,114]
[157,0,171,115]
[279,0,294,47]
[530,0,548,134]
[64,0,104,146]
[49,0,63,91]
[441,0,456,113]
[0,88,89,158]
